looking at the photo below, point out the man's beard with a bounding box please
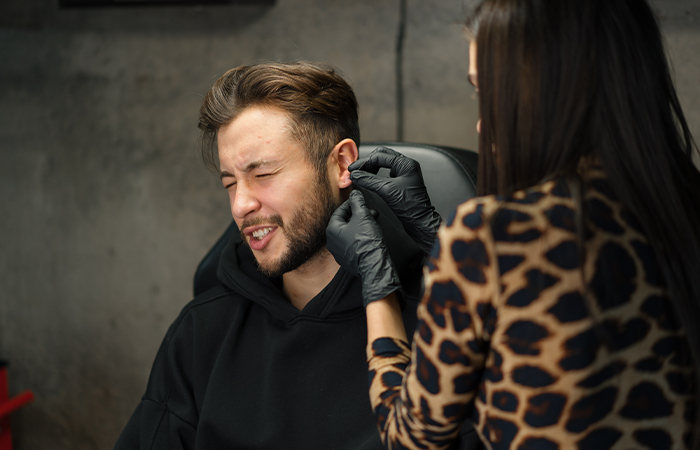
[240,173,340,278]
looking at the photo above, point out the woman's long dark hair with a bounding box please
[468,0,700,445]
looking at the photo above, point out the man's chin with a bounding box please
[251,247,292,279]
[253,245,327,279]
[257,267,284,279]
[249,248,284,279]
[254,260,285,279]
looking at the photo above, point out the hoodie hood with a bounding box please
[216,187,425,323]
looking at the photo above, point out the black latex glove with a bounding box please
[349,146,442,255]
[326,190,402,307]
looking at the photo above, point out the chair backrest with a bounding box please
[192,142,479,297]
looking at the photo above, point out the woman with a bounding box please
[326,0,700,449]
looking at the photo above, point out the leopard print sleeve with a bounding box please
[369,175,696,450]
[368,196,501,449]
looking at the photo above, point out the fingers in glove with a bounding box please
[327,198,352,230]
[348,169,394,194]
[348,146,401,174]
[347,188,368,210]
[352,147,423,183]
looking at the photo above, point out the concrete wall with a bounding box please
[0,1,698,449]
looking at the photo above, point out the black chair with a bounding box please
[193,141,479,297]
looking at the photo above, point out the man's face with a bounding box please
[218,105,340,278]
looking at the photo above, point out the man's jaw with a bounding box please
[242,225,279,251]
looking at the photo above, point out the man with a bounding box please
[114,62,429,449]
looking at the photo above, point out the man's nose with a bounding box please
[231,182,260,219]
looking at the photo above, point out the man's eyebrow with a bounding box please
[219,160,276,179]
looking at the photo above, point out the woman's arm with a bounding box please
[366,292,407,343]
[366,199,497,449]
[327,190,495,449]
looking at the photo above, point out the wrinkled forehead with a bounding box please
[217,105,310,172]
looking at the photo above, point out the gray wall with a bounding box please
[0,1,698,449]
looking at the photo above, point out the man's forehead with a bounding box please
[227,104,293,136]
[217,106,299,167]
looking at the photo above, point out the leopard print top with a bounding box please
[368,169,695,450]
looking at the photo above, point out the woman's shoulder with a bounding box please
[443,178,578,241]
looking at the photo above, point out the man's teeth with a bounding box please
[252,227,273,241]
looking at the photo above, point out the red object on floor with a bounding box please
[0,361,35,450]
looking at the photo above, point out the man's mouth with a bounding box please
[252,227,273,241]
[243,225,279,251]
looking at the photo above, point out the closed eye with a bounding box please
[224,181,237,189]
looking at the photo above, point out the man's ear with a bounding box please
[329,138,359,189]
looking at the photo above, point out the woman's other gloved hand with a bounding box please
[348,146,442,255]
[326,190,401,307]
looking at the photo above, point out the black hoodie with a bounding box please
[114,189,427,450]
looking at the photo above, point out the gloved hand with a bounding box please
[349,146,441,255]
[326,190,402,307]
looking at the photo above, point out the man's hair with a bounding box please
[198,61,360,176]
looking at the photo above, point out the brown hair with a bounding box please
[198,61,360,175]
